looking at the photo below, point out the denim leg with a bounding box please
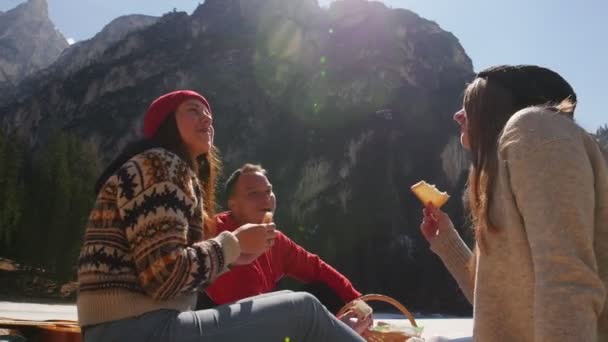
[168,291,364,342]
[83,309,176,342]
[83,291,364,342]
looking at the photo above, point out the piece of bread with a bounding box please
[262,211,274,224]
[410,181,449,208]
[352,300,373,317]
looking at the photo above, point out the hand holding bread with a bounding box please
[410,181,449,209]
[411,181,455,241]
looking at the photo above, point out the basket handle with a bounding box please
[337,294,417,327]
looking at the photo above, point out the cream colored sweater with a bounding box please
[431,107,608,341]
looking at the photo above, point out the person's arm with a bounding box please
[507,137,605,341]
[117,152,240,301]
[279,233,362,302]
[426,218,475,304]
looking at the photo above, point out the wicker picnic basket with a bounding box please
[337,294,419,342]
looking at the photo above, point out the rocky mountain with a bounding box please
[0,0,474,314]
[48,14,160,79]
[0,0,68,86]
[0,13,160,104]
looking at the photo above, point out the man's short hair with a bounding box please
[225,163,267,200]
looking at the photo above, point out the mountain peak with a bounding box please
[12,0,49,18]
[0,0,67,85]
[0,0,474,314]
[26,0,48,15]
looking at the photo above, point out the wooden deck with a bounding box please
[0,301,77,322]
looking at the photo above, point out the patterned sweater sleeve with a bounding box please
[116,150,240,301]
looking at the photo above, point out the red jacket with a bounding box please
[205,212,362,305]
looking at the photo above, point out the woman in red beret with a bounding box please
[76,90,370,341]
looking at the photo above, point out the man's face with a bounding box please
[229,172,276,224]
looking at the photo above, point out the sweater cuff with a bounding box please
[212,231,241,268]
[429,228,472,271]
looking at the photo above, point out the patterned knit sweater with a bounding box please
[77,148,240,327]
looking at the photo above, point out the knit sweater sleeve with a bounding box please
[429,228,474,304]
[116,150,240,301]
[501,108,605,341]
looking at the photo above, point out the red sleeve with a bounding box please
[205,214,265,305]
[277,233,362,302]
[215,212,238,233]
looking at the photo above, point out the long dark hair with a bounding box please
[463,65,576,252]
[95,113,222,237]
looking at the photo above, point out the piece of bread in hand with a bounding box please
[410,181,449,209]
[262,211,274,224]
[352,299,373,317]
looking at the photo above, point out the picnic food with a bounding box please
[262,211,273,224]
[337,294,421,342]
[410,181,449,209]
[371,322,424,338]
[352,299,373,317]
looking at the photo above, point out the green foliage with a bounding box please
[0,130,100,281]
[0,132,26,251]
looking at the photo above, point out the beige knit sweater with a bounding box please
[431,107,608,341]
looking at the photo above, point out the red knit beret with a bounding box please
[143,90,211,138]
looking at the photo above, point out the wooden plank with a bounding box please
[0,302,77,322]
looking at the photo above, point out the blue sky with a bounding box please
[2,0,606,131]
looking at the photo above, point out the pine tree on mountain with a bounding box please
[0,132,26,253]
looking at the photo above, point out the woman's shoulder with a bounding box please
[128,147,179,163]
[498,106,587,159]
[122,147,194,184]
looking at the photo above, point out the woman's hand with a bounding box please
[233,223,276,255]
[338,300,374,335]
[420,203,455,241]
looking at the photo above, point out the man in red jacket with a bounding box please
[200,163,367,314]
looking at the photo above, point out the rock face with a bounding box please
[0,0,475,314]
[0,0,68,86]
[51,14,159,78]
[0,12,160,104]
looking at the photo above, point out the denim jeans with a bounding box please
[196,282,345,314]
[83,290,364,342]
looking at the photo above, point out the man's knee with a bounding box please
[290,291,323,310]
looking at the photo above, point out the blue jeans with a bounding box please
[83,290,364,342]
